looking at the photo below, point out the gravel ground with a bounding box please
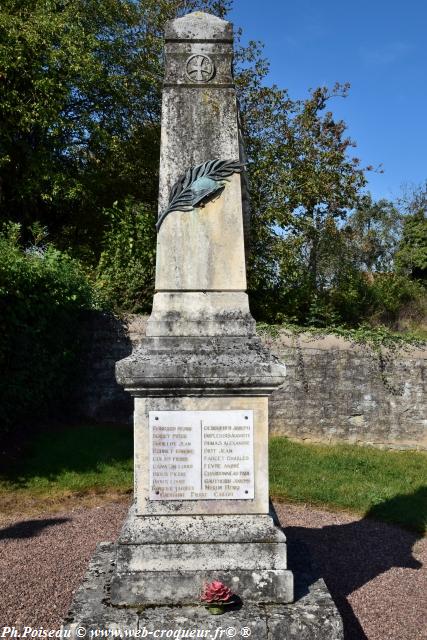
[0,499,425,639]
[275,502,427,640]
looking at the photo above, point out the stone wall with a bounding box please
[264,332,427,450]
[77,312,134,424]
[79,315,427,450]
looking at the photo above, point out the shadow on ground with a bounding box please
[283,487,426,640]
[0,517,70,540]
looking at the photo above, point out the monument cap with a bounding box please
[164,11,233,41]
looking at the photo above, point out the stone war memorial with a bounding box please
[63,12,343,639]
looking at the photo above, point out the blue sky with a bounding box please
[229,0,427,202]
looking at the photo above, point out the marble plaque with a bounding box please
[149,410,254,500]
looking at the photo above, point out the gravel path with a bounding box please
[0,499,425,639]
[275,502,427,640]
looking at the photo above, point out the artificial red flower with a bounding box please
[201,581,233,603]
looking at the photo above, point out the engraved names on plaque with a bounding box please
[149,410,254,500]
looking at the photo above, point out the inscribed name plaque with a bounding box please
[149,410,254,500]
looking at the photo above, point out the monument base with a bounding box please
[62,542,343,640]
[110,505,294,605]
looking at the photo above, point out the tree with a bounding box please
[235,42,372,322]
[96,198,156,312]
[0,0,231,257]
[345,194,402,273]
[3,1,415,328]
[395,182,427,281]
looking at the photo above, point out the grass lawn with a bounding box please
[0,424,134,515]
[270,437,427,533]
[1,425,426,533]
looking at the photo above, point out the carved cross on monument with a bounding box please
[186,54,215,82]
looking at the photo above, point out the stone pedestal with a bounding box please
[112,339,293,605]
[111,506,293,606]
[63,541,344,640]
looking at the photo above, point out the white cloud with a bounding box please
[359,41,412,66]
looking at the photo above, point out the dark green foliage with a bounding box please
[0,0,231,254]
[0,223,99,431]
[235,44,426,328]
[0,0,425,328]
[395,181,427,282]
[367,273,426,326]
[96,199,156,313]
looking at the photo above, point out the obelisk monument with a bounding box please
[111,11,293,605]
[63,12,344,639]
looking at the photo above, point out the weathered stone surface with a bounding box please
[62,543,138,639]
[111,568,294,606]
[109,11,293,610]
[148,10,250,337]
[159,14,237,212]
[118,505,286,544]
[164,11,233,42]
[63,541,343,639]
[115,542,288,572]
[81,315,426,449]
[75,312,133,423]
[156,174,247,291]
[75,316,427,449]
[146,291,256,337]
[115,336,286,396]
[139,606,269,640]
[266,332,427,449]
[267,588,344,639]
[110,505,292,606]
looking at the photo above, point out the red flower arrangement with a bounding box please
[201,581,234,614]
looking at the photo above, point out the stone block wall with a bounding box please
[78,315,427,450]
[263,332,427,450]
[77,312,134,424]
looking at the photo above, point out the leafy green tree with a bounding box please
[235,43,372,322]
[2,1,419,329]
[0,0,231,255]
[96,198,156,312]
[345,194,402,273]
[395,182,427,281]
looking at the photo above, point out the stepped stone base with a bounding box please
[110,506,293,606]
[62,543,343,640]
